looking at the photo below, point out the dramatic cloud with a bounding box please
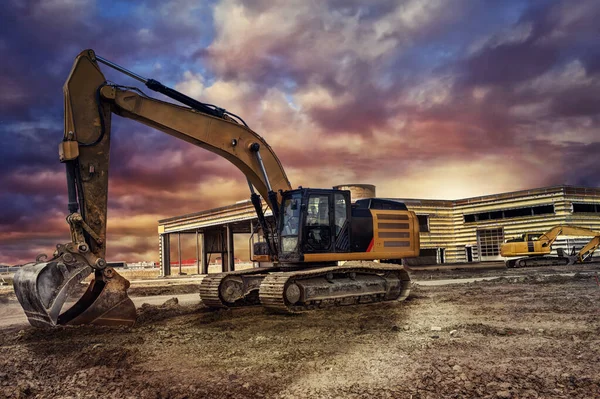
[1,0,599,264]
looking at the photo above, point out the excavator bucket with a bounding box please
[13,257,136,328]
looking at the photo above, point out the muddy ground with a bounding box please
[1,268,600,398]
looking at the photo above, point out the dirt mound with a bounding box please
[136,297,205,325]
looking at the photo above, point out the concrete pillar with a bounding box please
[195,230,200,275]
[177,232,182,275]
[221,251,226,272]
[227,223,235,272]
[249,220,254,265]
[201,233,208,274]
[160,234,171,277]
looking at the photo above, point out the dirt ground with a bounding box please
[1,267,599,398]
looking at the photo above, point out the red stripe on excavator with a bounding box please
[366,238,374,252]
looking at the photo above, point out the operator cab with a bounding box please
[277,189,410,263]
[279,188,351,261]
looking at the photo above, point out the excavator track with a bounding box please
[507,256,572,268]
[199,266,279,308]
[259,264,411,313]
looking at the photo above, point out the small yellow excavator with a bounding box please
[500,225,600,268]
[13,50,420,328]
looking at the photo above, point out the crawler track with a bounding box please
[506,256,572,268]
[259,264,411,313]
[199,267,278,308]
[201,264,411,313]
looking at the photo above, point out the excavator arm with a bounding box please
[538,225,600,248]
[13,49,291,327]
[575,236,600,263]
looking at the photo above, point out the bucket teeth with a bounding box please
[13,256,136,328]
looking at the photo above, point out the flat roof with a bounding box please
[388,185,600,207]
[158,199,254,224]
[159,184,600,225]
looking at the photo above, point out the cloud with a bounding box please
[1,0,599,264]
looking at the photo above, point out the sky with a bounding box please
[1,0,599,265]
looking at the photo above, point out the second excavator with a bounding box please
[13,50,419,328]
[501,225,600,268]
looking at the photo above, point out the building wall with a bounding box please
[402,201,456,264]
[405,186,600,263]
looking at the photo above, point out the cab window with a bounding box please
[334,193,347,236]
[281,193,301,253]
[304,194,331,251]
[306,195,329,226]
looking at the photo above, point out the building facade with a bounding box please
[401,185,600,264]
[157,185,600,275]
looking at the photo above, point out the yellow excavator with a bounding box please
[13,50,420,328]
[501,225,600,268]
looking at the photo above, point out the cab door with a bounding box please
[303,193,333,253]
[302,191,351,254]
[333,192,351,252]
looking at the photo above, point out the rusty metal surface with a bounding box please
[64,50,112,259]
[13,256,92,327]
[13,246,136,327]
[59,268,136,326]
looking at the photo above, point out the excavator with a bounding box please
[13,49,419,328]
[501,225,600,268]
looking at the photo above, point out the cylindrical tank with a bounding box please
[333,184,376,202]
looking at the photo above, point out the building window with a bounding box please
[573,203,600,213]
[463,204,555,223]
[417,215,429,232]
[464,214,476,223]
[532,205,554,215]
[503,207,534,218]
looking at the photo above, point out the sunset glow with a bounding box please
[1,0,599,264]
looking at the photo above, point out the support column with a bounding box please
[177,232,182,275]
[221,251,226,273]
[201,233,208,274]
[249,220,254,265]
[227,223,235,272]
[160,234,171,277]
[195,229,200,275]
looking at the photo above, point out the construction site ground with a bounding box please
[1,262,599,398]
